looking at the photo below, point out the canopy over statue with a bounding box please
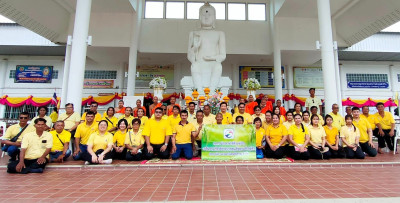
[187,3,227,94]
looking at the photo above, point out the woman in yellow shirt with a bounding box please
[220,102,233,124]
[265,114,287,159]
[308,115,331,159]
[252,106,266,123]
[112,119,128,160]
[273,106,286,124]
[83,120,113,164]
[294,103,303,116]
[254,117,266,159]
[104,107,118,134]
[288,114,310,160]
[125,118,145,161]
[302,111,311,127]
[323,115,345,158]
[136,108,149,131]
[215,113,223,125]
[340,115,365,159]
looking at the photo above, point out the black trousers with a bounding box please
[126,150,143,161]
[7,159,48,174]
[82,149,112,164]
[112,148,127,160]
[374,129,395,151]
[196,140,202,157]
[344,146,365,159]
[288,146,310,160]
[265,144,285,159]
[308,146,331,160]
[143,144,170,160]
[327,146,345,158]
[359,142,377,157]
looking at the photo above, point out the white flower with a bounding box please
[243,78,261,90]
[149,77,167,89]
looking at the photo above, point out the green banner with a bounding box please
[201,124,256,160]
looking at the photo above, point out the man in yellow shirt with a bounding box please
[81,102,102,123]
[171,110,196,160]
[233,103,252,124]
[49,121,72,162]
[168,105,181,129]
[7,118,52,174]
[58,103,81,137]
[203,105,216,125]
[142,107,172,159]
[187,102,197,123]
[352,107,377,157]
[1,112,35,161]
[361,106,377,133]
[73,111,98,160]
[375,102,396,153]
[310,106,324,126]
[305,88,322,115]
[328,104,345,131]
[193,110,204,156]
[220,102,233,124]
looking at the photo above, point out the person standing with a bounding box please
[305,88,322,115]
[81,102,102,123]
[187,102,197,123]
[233,103,252,124]
[30,106,52,131]
[203,105,216,125]
[220,102,233,124]
[58,103,80,136]
[149,96,162,116]
[103,107,118,133]
[115,100,126,114]
[133,99,147,117]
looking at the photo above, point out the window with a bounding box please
[52,70,58,79]
[210,2,226,20]
[228,3,245,20]
[397,74,400,82]
[166,2,184,19]
[187,2,203,19]
[84,70,117,79]
[248,4,266,21]
[9,70,15,79]
[4,104,56,120]
[145,1,164,19]
[346,73,388,82]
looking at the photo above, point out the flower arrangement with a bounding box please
[243,78,261,90]
[149,77,167,89]
[205,91,223,114]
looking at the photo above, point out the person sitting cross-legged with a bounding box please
[288,114,310,160]
[171,110,196,160]
[265,114,288,159]
[49,121,71,162]
[340,115,365,159]
[7,118,52,174]
[112,119,128,160]
[125,118,145,161]
[82,120,113,164]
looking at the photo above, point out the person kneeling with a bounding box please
[125,118,144,161]
[49,121,72,162]
[340,115,365,159]
[171,110,195,160]
[7,118,52,174]
[82,120,113,164]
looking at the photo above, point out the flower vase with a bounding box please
[153,87,164,102]
[247,89,256,98]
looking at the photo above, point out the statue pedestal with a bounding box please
[181,76,232,97]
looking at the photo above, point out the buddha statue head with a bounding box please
[199,3,216,29]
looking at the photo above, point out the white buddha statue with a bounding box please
[187,3,226,94]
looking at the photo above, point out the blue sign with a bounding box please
[15,65,53,83]
[347,82,389,88]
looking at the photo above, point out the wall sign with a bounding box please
[15,65,53,83]
[239,66,285,88]
[293,67,323,88]
[136,65,174,88]
[347,82,389,88]
[84,79,114,89]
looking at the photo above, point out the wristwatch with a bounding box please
[164,143,168,146]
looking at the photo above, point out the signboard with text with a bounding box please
[294,67,323,88]
[15,65,53,83]
[136,65,174,88]
[239,66,285,88]
[83,79,114,89]
[347,82,389,88]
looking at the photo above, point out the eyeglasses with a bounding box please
[19,117,28,119]
[91,106,98,108]
[155,111,162,114]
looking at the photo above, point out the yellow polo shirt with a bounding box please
[252,114,266,123]
[233,112,252,124]
[50,130,71,152]
[188,112,197,123]
[221,112,233,124]
[266,125,288,146]
[4,124,35,142]
[118,115,134,126]
[142,118,172,145]
[103,116,118,132]
[49,111,58,123]
[58,112,81,130]
[193,122,204,141]
[124,130,145,148]
[173,122,196,144]
[288,124,309,146]
[283,121,294,130]
[138,116,149,130]
[75,122,98,145]
[81,112,102,122]
[360,114,377,130]
[256,128,266,147]
[87,132,113,152]
[308,125,326,145]
[340,126,360,147]
[353,118,371,143]
[374,112,395,130]
[30,116,52,128]
[305,96,322,114]
[263,122,273,131]
[328,112,345,131]
[203,114,216,125]
[168,114,181,130]
[324,126,338,145]
[21,131,53,160]
[113,130,127,147]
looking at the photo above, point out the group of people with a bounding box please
[1,88,397,174]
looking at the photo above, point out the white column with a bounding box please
[127,0,143,96]
[0,60,8,119]
[232,64,239,93]
[118,63,125,94]
[60,38,72,108]
[65,0,92,114]
[334,49,343,115]
[287,65,295,109]
[174,63,181,91]
[270,0,282,102]
[340,64,347,112]
[317,0,338,115]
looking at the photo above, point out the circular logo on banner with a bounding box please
[223,129,234,139]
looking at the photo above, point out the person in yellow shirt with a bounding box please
[361,106,377,130]
[263,111,273,130]
[58,103,80,136]
[7,118,52,174]
[273,106,286,124]
[310,106,324,126]
[253,118,266,159]
[288,114,310,160]
[187,102,197,123]
[283,111,294,130]
[136,108,149,131]
[118,107,134,129]
[168,105,181,129]
[352,107,377,157]
[220,102,233,124]
[252,106,266,123]
[81,102,102,123]
[305,88,322,115]
[30,106,52,131]
[235,116,244,124]
[374,102,396,153]
[1,112,35,161]
[203,105,216,125]
[215,113,223,125]
[323,115,345,158]
[294,103,303,116]
[302,111,311,127]
[340,115,365,159]
[171,110,196,160]
[125,118,145,161]
[73,111,98,160]
[233,103,252,124]
[49,121,71,162]
[103,107,118,133]
[112,119,129,160]
[142,107,172,160]
[328,104,345,131]
[82,120,113,164]
[193,110,204,157]
[265,115,287,159]
[49,107,58,125]
[308,115,331,159]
